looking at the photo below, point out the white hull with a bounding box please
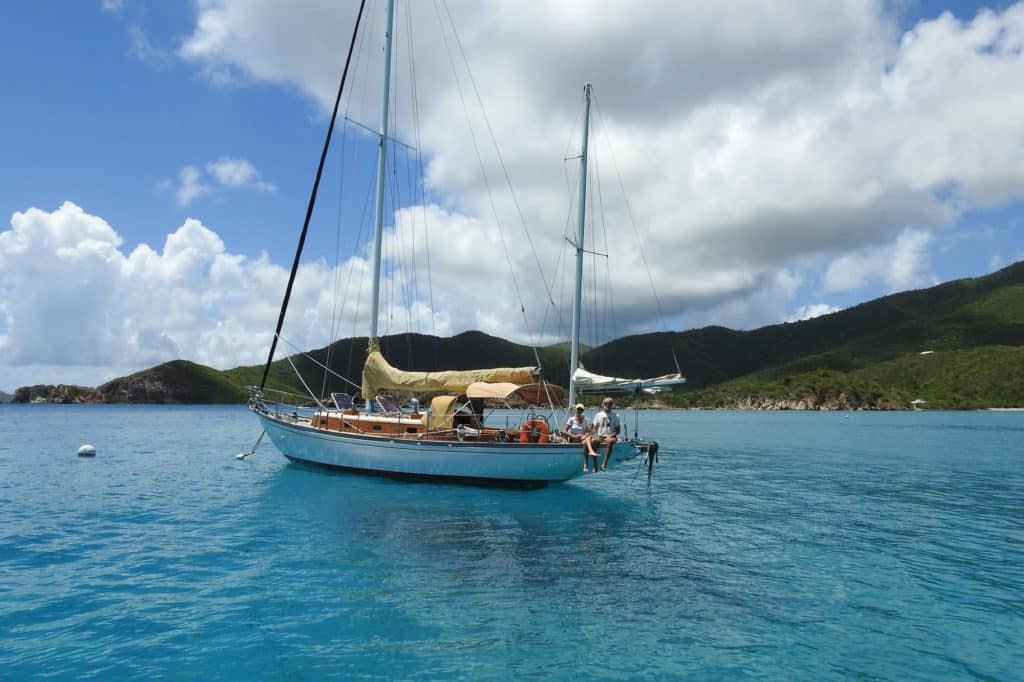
[254,409,641,484]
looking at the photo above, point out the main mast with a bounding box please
[368,0,396,340]
[568,82,592,409]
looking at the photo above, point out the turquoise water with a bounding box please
[1,405,1022,680]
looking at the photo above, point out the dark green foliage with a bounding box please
[15,261,1024,407]
[223,331,579,399]
[221,260,1024,408]
[591,261,1024,390]
[99,360,249,404]
[669,346,1024,410]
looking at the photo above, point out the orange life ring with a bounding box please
[519,418,550,444]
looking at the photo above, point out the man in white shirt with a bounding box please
[592,396,622,472]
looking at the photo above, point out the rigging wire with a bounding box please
[547,94,590,377]
[592,91,671,332]
[333,5,377,395]
[285,353,326,410]
[439,1,557,313]
[276,333,363,392]
[432,3,522,317]
[384,9,398,342]
[536,91,586,358]
[435,1,547,368]
[347,173,376,344]
[383,19,420,356]
[399,1,425,348]
[320,113,351,399]
[322,0,376,394]
[260,0,368,391]
[592,135,619,345]
[404,1,439,366]
[585,168,598,348]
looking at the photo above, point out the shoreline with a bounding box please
[5,401,1024,411]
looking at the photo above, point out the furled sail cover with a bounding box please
[361,339,537,398]
[572,367,686,394]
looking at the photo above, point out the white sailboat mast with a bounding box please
[368,0,396,340]
[568,82,592,408]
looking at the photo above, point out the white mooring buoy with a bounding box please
[77,444,96,457]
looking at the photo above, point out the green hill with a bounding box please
[0,390,11,403]
[673,346,1024,410]
[223,331,579,400]
[585,261,1024,389]
[11,261,1024,407]
[99,360,248,404]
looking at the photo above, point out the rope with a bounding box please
[235,430,265,460]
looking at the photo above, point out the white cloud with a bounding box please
[687,269,805,331]
[10,2,1024,386]
[127,25,172,66]
[787,303,841,323]
[174,1,1024,331]
[101,0,123,12]
[991,250,1024,272]
[206,157,275,192]
[823,229,936,293]
[0,202,371,390]
[166,158,274,206]
[175,165,211,206]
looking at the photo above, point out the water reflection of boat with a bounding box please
[257,461,645,564]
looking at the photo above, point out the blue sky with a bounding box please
[3,2,319,260]
[2,0,1024,392]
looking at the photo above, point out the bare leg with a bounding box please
[582,434,598,471]
[600,436,617,471]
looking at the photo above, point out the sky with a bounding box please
[2,0,1024,393]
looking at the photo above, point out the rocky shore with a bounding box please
[13,384,106,404]
[9,360,249,404]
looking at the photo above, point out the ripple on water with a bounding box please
[0,406,1022,678]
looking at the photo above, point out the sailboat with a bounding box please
[246,1,680,485]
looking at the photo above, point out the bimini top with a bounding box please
[572,367,685,394]
[465,382,564,405]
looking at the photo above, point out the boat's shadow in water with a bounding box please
[283,455,553,489]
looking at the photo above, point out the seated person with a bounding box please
[564,403,599,472]
[593,396,622,472]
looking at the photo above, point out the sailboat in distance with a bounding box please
[246,0,678,486]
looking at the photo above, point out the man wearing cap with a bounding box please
[592,397,623,471]
[564,403,599,472]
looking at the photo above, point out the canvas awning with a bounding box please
[465,382,564,405]
[424,395,458,431]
